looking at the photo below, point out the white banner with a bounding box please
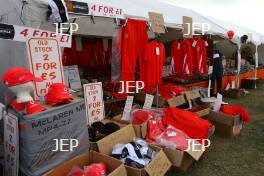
[4,113,19,176]
[84,82,105,125]
[0,23,72,48]
[27,38,64,98]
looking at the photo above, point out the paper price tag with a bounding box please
[208,66,213,75]
[156,47,160,56]
[213,93,223,112]
[122,96,134,121]
[143,94,154,110]
[177,43,181,50]
[192,41,197,47]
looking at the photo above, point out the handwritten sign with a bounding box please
[65,1,124,19]
[148,12,165,34]
[122,96,134,121]
[4,113,19,176]
[183,16,193,39]
[84,82,105,125]
[27,38,64,98]
[143,94,154,110]
[0,23,71,48]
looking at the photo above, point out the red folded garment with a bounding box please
[221,105,250,122]
[131,109,157,125]
[162,107,212,142]
[146,119,165,142]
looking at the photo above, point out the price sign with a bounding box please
[84,82,105,125]
[4,113,19,176]
[148,12,165,34]
[27,38,64,98]
[64,65,82,90]
[122,96,134,121]
[143,94,154,110]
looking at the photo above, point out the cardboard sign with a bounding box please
[143,94,154,109]
[183,16,193,38]
[4,113,19,176]
[122,96,134,121]
[148,12,165,34]
[27,38,64,98]
[64,65,82,90]
[0,23,71,48]
[84,82,105,125]
[213,93,223,112]
[66,0,124,19]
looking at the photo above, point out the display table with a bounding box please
[18,99,89,176]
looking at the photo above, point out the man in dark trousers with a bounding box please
[210,51,224,96]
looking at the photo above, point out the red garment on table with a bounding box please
[62,39,78,66]
[94,42,105,66]
[156,126,190,151]
[111,92,127,99]
[79,43,93,68]
[181,40,194,77]
[120,18,148,82]
[158,83,186,99]
[131,109,158,125]
[221,105,250,122]
[191,38,208,75]
[141,41,165,87]
[147,119,165,142]
[162,107,212,141]
[170,40,183,74]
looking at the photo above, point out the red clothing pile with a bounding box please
[162,107,212,141]
[221,105,251,122]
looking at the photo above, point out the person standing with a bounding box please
[210,51,224,96]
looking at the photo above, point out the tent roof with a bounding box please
[77,0,263,44]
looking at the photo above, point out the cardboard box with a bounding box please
[89,118,128,151]
[46,151,127,176]
[96,125,172,176]
[184,90,210,117]
[207,110,242,138]
[167,95,186,107]
[135,92,168,107]
[112,114,148,139]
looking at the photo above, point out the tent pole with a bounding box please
[236,39,241,89]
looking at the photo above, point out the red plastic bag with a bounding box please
[146,119,165,142]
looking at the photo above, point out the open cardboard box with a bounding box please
[89,118,128,151]
[207,110,242,138]
[135,92,168,107]
[96,124,172,176]
[112,114,148,139]
[46,151,127,176]
[184,90,210,117]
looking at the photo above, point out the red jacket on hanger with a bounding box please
[170,40,183,74]
[181,40,194,77]
[79,43,93,68]
[191,38,208,75]
[62,39,79,66]
[94,42,105,66]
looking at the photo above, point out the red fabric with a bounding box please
[170,41,183,74]
[111,92,127,99]
[142,41,165,87]
[94,42,105,66]
[147,119,165,142]
[131,109,158,125]
[156,126,191,151]
[12,99,25,111]
[85,163,106,176]
[162,107,212,141]
[26,100,46,115]
[2,67,42,87]
[45,83,73,106]
[181,40,194,77]
[79,43,93,68]
[62,39,79,66]
[191,38,208,75]
[120,18,148,82]
[106,39,112,64]
[221,105,251,122]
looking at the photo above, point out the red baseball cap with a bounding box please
[2,67,42,87]
[26,100,46,115]
[45,83,73,106]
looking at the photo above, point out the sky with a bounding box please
[160,0,264,35]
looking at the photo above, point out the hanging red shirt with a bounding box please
[170,40,183,74]
[180,40,194,77]
[94,42,105,66]
[191,38,208,75]
[79,43,93,68]
[62,39,78,66]
[142,41,165,88]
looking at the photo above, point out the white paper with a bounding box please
[208,79,211,98]
[156,47,160,56]
[213,93,223,112]
[143,94,154,110]
[208,66,213,75]
[122,96,134,121]
[188,100,192,110]
[67,65,82,90]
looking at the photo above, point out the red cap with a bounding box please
[2,68,42,87]
[11,98,25,111]
[26,100,46,115]
[45,83,73,106]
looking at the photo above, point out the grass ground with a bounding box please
[168,82,264,176]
